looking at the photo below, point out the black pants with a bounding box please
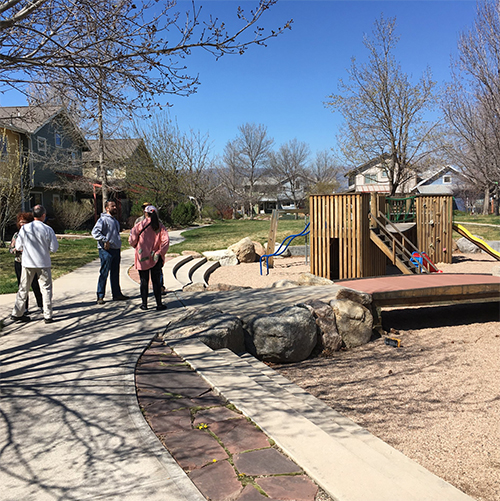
[138,258,163,307]
[15,261,43,310]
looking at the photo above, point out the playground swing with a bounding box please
[260,223,310,276]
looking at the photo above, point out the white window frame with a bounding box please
[53,194,61,204]
[443,175,452,184]
[364,173,378,185]
[37,137,47,154]
[55,132,62,148]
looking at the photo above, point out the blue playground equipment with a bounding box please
[260,223,310,276]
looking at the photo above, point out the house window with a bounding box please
[106,168,114,177]
[380,170,388,179]
[53,194,60,205]
[30,192,43,208]
[443,175,452,184]
[37,137,47,154]
[364,173,377,184]
[55,132,62,147]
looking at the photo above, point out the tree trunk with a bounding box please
[97,88,108,207]
[482,185,490,215]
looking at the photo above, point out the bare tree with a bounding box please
[442,0,500,214]
[129,113,183,219]
[326,15,438,196]
[269,138,310,212]
[2,0,291,205]
[0,131,30,243]
[221,123,274,218]
[177,129,214,219]
[1,0,292,102]
[306,149,343,194]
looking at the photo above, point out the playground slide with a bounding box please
[453,223,500,261]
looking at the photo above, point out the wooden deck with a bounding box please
[338,273,500,329]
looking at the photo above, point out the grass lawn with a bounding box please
[169,218,309,254]
[0,236,130,295]
[452,213,500,241]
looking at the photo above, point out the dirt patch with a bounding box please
[208,252,500,501]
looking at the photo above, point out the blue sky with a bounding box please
[1,0,477,159]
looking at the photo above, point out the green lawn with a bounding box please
[0,236,130,294]
[169,218,309,254]
[453,213,500,241]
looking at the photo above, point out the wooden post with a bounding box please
[266,209,279,269]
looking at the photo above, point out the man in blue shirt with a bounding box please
[91,200,129,304]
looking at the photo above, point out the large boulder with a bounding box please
[297,273,335,286]
[161,308,245,353]
[203,249,239,266]
[246,305,317,363]
[252,241,267,260]
[330,299,373,348]
[269,280,301,289]
[303,300,342,354]
[228,237,256,263]
[331,287,372,308]
[456,236,482,254]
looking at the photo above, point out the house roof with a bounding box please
[0,105,90,150]
[83,138,145,162]
[345,154,391,177]
[411,165,468,192]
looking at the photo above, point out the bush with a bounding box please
[53,200,94,231]
[201,205,222,220]
[171,201,197,226]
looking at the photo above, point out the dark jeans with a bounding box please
[138,258,163,307]
[97,248,122,299]
[15,261,43,310]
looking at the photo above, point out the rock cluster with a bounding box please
[164,285,375,364]
[203,237,266,266]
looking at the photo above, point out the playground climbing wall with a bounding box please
[415,195,453,265]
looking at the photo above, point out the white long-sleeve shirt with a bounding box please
[15,220,59,268]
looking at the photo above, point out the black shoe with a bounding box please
[140,304,148,310]
[97,298,105,305]
[156,304,167,311]
[113,294,129,301]
[161,287,167,296]
[11,314,31,323]
[44,318,54,324]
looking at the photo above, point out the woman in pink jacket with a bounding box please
[128,206,170,311]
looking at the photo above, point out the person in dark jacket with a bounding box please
[91,200,129,304]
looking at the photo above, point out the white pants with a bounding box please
[12,267,53,320]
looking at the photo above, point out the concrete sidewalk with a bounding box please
[0,237,475,501]
[0,246,204,501]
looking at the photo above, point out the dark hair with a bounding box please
[33,205,46,218]
[149,210,160,231]
[16,211,34,229]
[105,200,116,208]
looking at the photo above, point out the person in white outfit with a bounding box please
[11,205,59,324]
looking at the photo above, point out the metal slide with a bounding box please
[452,223,500,261]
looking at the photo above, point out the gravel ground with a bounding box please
[208,252,500,501]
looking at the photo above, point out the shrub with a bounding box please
[53,200,94,231]
[171,201,197,226]
[201,205,222,220]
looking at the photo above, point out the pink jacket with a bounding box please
[128,219,170,271]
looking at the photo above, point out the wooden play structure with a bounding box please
[309,194,454,280]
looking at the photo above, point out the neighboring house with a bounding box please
[82,138,154,218]
[0,105,90,215]
[346,157,419,194]
[411,165,471,211]
[245,176,307,214]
